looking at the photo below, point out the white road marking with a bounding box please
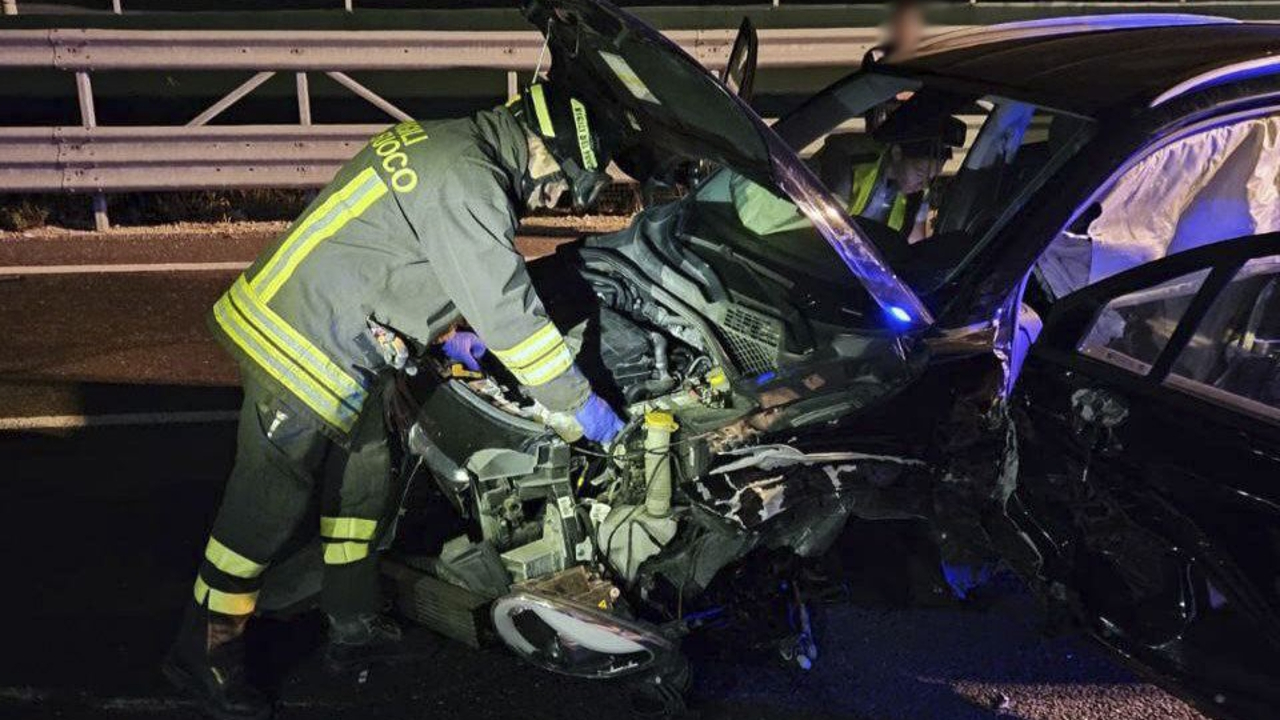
[0,410,238,431]
[0,261,250,276]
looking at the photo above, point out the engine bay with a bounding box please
[389,233,929,681]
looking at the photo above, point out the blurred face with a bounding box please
[887,146,942,195]
[526,176,569,210]
[887,3,925,55]
[524,133,569,210]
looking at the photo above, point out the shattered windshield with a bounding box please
[689,70,1094,296]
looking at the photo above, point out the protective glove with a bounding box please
[573,393,625,444]
[442,330,487,372]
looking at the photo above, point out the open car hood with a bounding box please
[522,0,934,330]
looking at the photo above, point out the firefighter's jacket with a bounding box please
[209,106,589,440]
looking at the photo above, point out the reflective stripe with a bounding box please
[515,343,574,386]
[251,167,389,303]
[320,516,377,541]
[492,323,575,387]
[194,576,258,616]
[888,193,908,232]
[229,278,365,405]
[849,156,908,232]
[530,84,556,138]
[569,98,598,170]
[323,541,370,565]
[205,537,266,580]
[849,161,883,217]
[213,292,359,432]
[492,323,562,366]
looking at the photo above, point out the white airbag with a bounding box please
[1088,116,1280,283]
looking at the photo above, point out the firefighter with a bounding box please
[732,129,952,241]
[163,80,626,720]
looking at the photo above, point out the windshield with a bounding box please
[689,70,1095,298]
[529,0,933,329]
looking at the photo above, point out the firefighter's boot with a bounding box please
[162,603,271,720]
[324,613,405,672]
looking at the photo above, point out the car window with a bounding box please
[1037,113,1280,299]
[1167,256,1280,422]
[1078,269,1211,376]
[694,72,1091,292]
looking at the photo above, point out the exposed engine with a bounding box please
[391,250,917,685]
[432,263,733,579]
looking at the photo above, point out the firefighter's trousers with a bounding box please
[191,374,393,621]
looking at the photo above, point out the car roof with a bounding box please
[884,17,1280,116]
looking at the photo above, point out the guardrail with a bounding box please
[0,27,884,71]
[0,125,383,191]
[10,1,835,15]
[0,26,890,229]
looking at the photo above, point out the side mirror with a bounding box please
[723,17,758,103]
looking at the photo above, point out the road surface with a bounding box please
[0,222,1207,720]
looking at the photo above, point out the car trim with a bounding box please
[907,14,1238,61]
[1165,373,1280,426]
[1151,57,1280,107]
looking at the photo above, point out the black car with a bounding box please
[384,3,1280,718]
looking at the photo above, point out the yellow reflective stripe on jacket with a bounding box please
[194,576,258,616]
[323,541,370,565]
[515,344,574,386]
[251,167,389,303]
[849,154,907,232]
[888,193,908,233]
[492,323,575,387]
[205,537,266,580]
[569,98,598,170]
[529,84,556,138]
[493,323,563,366]
[213,292,360,433]
[320,516,377,541]
[229,277,365,404]
[849,161,883,217]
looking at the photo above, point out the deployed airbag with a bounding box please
[1039,116,1280,297]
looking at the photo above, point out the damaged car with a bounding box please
[350,3,1280,718]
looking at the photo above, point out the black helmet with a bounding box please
[516,80,616,210]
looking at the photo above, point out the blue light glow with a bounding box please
[998,14,1234,32]
[1153,58,1280,107]
[888,306,912,323]
[754,371,777,386]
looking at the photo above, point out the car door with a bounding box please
[1014,233,1280,720]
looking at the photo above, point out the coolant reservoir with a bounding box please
[643,411,679,518]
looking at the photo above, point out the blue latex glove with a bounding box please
[442,331,487,372]
[573,393,625,444]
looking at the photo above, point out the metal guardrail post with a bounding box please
[325,71,413,123]
[186,71,276,127]
[2,1,16,16]
[111,0,122,14]
[296,72,311,126]
[75,70,111,232]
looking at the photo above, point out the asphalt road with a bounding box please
[0,224,1208,720]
